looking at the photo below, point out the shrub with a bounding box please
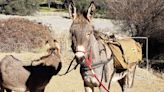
[3,0,39,15]
[74,0,90,11]
[0,18,53,52]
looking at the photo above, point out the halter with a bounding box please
[78,48,110,92]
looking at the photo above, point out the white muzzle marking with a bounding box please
[75,45,85,58]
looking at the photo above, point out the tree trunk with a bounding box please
[48,0,51,8]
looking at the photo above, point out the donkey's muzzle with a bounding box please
[75,52,85,59]
[75,45,86,59]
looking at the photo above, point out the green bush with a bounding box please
[74,0,90,11]
[73,0,107,17]
[3,0,39,16]
[0,0,5,4]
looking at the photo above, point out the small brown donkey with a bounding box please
[69,1,137,92]
[0,40,62,92]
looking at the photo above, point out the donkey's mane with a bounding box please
[32,48,56,61]
[94,31,110,41]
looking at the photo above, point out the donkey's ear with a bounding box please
[87,1,96,21]
[69,1,77,20]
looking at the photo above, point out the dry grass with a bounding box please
[51,29,74,63]
[45,65,164,92]
[0,18,53,52]
[0,52,163,92]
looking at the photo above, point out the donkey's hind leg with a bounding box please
[126,62,137,88]
[116,69,129,92]
[118,77,127,92]
[5,88,11,92]
[0,87,4,92]
[118,63,137,92]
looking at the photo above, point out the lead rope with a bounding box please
[58,56,78,76]
[85,49,109,92]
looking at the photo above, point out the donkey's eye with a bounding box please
[86,34,90,38]
[86,33,91,37]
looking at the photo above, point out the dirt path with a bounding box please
[0,12,122,34]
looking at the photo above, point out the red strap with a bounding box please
[93,74,109,92]
[85,49,92,68]
[85,49,109,92]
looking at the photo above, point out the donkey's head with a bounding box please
[44,39,62,69]
[69,1,96,59]
[45,39,61,58]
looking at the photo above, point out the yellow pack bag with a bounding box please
[108,38,142,69]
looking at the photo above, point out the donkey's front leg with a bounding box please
[84,86,94,92]
[107,59,115,90]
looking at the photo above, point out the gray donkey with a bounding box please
[69,1,137,92]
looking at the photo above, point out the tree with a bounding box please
[106,0,164,58]
[1,0,39,15]
[63,0,107,15]
[106,0,164,37]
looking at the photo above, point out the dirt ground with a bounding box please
[0,12,164,92]
[0,53,164,92]
[45,62,164,92]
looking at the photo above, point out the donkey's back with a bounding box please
[0,55,29,92]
